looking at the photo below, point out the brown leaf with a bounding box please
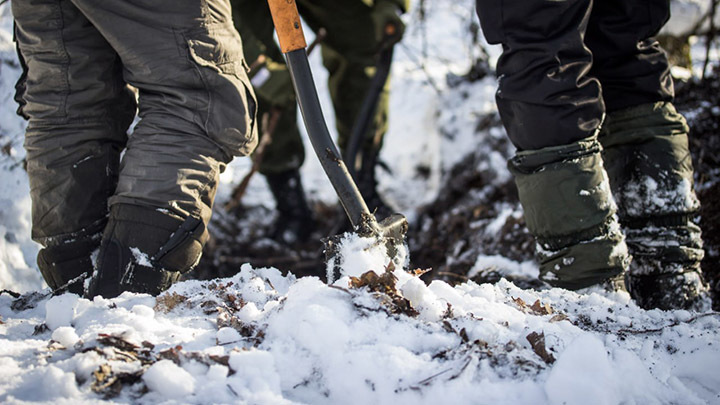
[349,270,398,295]
[97,333,140,352]
[349,270,419,317]
[549,314,569,323]
[158,345,183,364]
[526,331,555,364]
[209,354,230,367]
[512,297,527,310]
[154,292,188,313]
[201,300,221,314]
[91,363,143,398]
[529,300,554,316]
[459,328,470,343]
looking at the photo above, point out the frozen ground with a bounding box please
[1,1,719,404]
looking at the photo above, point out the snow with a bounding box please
[143,360,196,399]
[1,0,720,404]
[5,265,719,404]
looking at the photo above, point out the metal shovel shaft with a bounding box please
[285,49,372,228]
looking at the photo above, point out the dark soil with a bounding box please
[190,200,343,281]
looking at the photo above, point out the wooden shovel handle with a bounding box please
[267,0,307,53]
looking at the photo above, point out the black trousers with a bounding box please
[476,0,674,150]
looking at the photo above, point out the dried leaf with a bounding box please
[410,268,432,277]
[91,363,143,398]
[526,331,555,364]
[549,314,569,323]
[154,292,188,313]
[529,300,554,316]
[350,270,398,295]
[201,300,221,314]
[97,333,140,352]
[512,297,527,310]
[349,270,419,317]
[209,354,230,367]
[459,328,470,343]
[158,345,183,364]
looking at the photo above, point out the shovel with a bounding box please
[266,0,408,263]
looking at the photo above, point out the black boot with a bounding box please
[265,169,316,245]
[37,229,103,295]
[86,204,206,299]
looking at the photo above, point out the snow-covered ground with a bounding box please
[1,1,719,404]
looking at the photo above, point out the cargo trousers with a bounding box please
[475,0,674,151]
[13,0,258,292]
[230,0,391,175]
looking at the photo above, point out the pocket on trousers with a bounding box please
[475,0,505,44]
[186,24,258,158]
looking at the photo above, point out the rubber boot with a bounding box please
[508,136,631,291]
[600,102,709,310]
[36,222,105,295]
[265,169,316,245]
[86,204,206,298]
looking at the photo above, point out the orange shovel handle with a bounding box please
[267,0,307,53]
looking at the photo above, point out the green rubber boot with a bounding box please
[508,136,631,291]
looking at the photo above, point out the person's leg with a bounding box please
[13,0,136,294]
[475,0,630,289]
[588,0,709,309]
[69,0,258,297]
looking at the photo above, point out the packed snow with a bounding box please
[1,1,719,404]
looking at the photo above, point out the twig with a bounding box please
[327,284,353,295]
[1,289,21,298]
[397,43,442,95]
[412,367,453,388]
